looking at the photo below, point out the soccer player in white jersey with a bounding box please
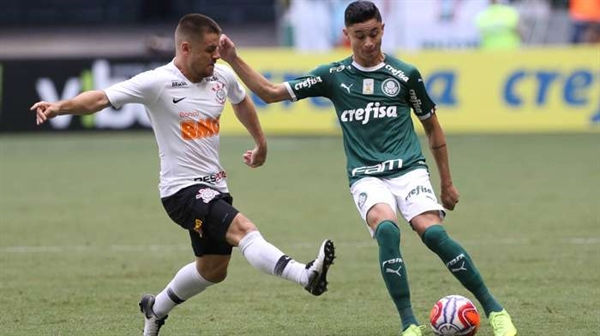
[31,14,335,336]
[218,1,517,336]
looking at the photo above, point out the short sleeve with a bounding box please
[406,67,437,120]
[220,65,246,105]
[104,70,162,108]
[284,64,331,101]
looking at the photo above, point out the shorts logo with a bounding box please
[194,219,203,237]
[405,185,433,201]
[358,192,368,209]
[196,188,220,203]
[381,78,400,97]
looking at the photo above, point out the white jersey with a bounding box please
[104,62,246,197]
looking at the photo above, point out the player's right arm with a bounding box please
[218,34,291,103]
[30,90,111,125]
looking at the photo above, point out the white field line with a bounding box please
[0,237,597,254]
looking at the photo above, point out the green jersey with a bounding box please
[285,55,437,186]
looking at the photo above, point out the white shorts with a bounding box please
[349,168,446,236]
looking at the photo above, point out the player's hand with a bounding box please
[440,183,459,211]
[30,101,60,125]
[243,144,267,168]
[218,34,237,63]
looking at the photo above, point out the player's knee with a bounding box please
[375,220,400,237]
[226,213,258,245]
[421,224,449,248]
[197,261,228,283]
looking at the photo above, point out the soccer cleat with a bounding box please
[489,309,518,336]
[402,324,425,336]
[304,239,335,296]
[139,294,168,336]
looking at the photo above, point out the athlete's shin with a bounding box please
[375,220,418,329]
[422,225,502,315]
[239,231,308,285]
[153,262,214,318]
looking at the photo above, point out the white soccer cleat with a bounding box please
[139,294,168,336]
[304,239,335,296]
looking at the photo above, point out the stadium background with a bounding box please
[0,1,599,336]
[1,0,598,134]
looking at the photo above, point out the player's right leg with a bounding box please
[139,185,235,335]
[350,177,421,332]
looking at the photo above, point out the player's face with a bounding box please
[344,19,385,67]
[188,32,221,80]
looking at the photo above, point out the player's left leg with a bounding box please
[397,169,516,336]
[413,216,516,336]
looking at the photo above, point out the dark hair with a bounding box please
[344,1,382,26]
[175,13,221,43]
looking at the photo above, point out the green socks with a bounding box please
[375,220,418,329]
[422,224,503,316]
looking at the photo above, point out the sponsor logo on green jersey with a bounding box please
[294,76,322,90]
[351,159,403,177]
[340,102,398,125]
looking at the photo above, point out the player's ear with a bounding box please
[343,28,349,40]
[180,41,191,54]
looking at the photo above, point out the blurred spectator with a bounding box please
[146,34,175,57]
[289,0,334,52]
[569,0,600,44]
[475,0,523,49]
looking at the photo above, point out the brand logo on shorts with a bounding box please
[357,192,368,209]
[196,188,220,203]
[194,219,203,237]
[404,185,433,201]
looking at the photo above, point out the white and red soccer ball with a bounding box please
[429,295,481,336]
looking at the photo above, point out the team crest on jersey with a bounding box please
[212,82,226,104]
[382,78,400,97]
[196,188,220,203]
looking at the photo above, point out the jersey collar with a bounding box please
[351,54,386,72]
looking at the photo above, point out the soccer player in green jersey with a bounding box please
[218,1,517,335]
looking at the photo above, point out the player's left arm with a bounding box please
[231,95,267,168]
[420,115,459,211]
[407,65,459,210]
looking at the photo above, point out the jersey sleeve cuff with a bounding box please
[283,82,297,102]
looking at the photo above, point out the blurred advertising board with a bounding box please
[1,47,598,134]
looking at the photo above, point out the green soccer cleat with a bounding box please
[402,324,425,336]
[489,309,517,336]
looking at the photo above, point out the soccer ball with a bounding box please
[429,295,480,336]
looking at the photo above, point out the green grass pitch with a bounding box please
[0,132,598,335]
